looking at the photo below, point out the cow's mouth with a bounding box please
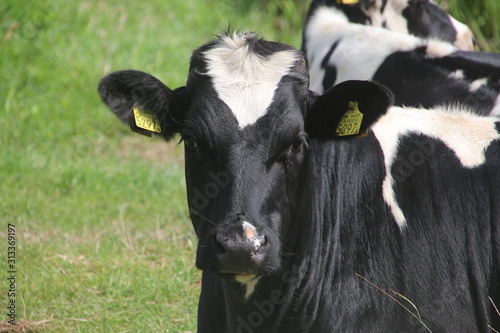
[197,221,276,276]
[215,272,257,280]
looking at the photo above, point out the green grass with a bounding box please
[438,0,500,51]
[0,0,305,331]
[1,0,499,332]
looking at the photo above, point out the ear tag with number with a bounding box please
[335,101,363,137]
[337,0,360,4]
[133,108,161,133]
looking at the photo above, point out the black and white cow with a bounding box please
[303,0,474,52]
[303,3,500,115]
[99,32,500,332]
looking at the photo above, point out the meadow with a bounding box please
[1,0,499,332]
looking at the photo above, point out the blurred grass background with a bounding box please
[0,0,498,332]
[440,0,499,51]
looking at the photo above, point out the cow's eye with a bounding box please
[291,136,303,150]
[183,137,198,151]
[279,137,304,164]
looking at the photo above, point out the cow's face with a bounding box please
[388,0,473,50]
[181,34,310,279]
[98,32,393,289]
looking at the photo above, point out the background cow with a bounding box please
[99,32,499,332]
[303,2,500,115]
[302,0,474,52]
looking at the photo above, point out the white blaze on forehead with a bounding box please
[372,106,500,228]
[203,34,299,128]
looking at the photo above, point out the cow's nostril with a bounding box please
[215,234,229,255]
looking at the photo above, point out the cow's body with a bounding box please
[303,4,500,116]
[99,33,500,332]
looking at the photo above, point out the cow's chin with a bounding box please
[214,262,282,282]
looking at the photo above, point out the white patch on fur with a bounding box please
[304,6,423,93]
[425,40,457,58]
[372,106,500,228]
[469,78,488,92]
[242,221,257,239]
[204,33,298,128]
[383,0,410,34]
[449,16,474,51]
[362,0,384,28]
[422,1,473,51]
[242,221,264,252]
[236,274,261,299]
[491,95,500,116]
[448,70,465,80]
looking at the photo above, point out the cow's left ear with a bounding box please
[305,80,394,140]
[98,70,188,141]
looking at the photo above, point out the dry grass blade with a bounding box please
[0,319,50,333]
[355,273,432,333]
[490,297,500,317]
[489,296,500,332]
[391,290,422,321]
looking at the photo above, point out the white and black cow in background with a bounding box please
[99,32,500,332]
[303,0,474,51]
[303,0,500,116]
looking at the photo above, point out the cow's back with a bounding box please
[290,108,500,332]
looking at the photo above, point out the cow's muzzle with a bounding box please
[214,218,267,274]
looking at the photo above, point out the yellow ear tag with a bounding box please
[133,108,161,133]
[335,101,363,137]
[337,0,359,4]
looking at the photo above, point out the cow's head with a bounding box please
[98,32,393,290]
[387,0,474,50]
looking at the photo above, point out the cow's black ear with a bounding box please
[305,80,394,140]
[98,70,188,141]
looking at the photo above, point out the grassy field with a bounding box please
[1,0,499,332]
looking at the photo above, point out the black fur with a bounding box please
[372,48,499,115]
[402,0,457,43]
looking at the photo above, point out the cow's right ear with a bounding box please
[98,70,188,141]
[305,80,394,140]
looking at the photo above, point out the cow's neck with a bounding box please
[218,268,302,332]
[214,151,328,332]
